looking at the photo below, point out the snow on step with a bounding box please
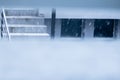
[9,33,49,36]
[2,8,50,39]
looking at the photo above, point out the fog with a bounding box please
[0,0,120,80]
[0,0,120,9]
[0,38,120,80]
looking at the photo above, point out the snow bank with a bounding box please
[0,38,120,80]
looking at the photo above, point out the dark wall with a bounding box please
[61,19,82,37]
[94,19,114,37]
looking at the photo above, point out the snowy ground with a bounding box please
[0,38,120,80]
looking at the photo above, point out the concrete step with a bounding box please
[2,33,50,40]
[2,24,48,33]
[3,24,47,28]
[2,8,50,39]
[6,16,44,19]
[7,18,44,25]
[4,9,41,16]
[8,27,47,33]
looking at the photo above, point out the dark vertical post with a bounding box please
[1,12,3,38]
[113,20,118,38]
[81,19,85,38]
[51,8,56,39]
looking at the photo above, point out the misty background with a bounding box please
[0,0,120,80]
[0,0,120,9]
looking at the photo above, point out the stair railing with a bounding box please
[2,8,10,40]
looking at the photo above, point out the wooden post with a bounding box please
[51,8,56,39]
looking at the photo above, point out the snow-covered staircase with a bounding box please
[1,8,49,40]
